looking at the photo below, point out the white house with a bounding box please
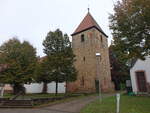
[130,56,150,94]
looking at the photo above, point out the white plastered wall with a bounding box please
[24,82,66,93]
[130,56,150,93]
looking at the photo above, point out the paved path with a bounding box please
[0,95,98,113]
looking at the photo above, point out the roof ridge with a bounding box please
[72,12,107,37]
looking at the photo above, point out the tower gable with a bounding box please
[72,12,108,37]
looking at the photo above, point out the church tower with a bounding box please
[67,11,113,93]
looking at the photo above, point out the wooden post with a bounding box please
[116,93,120,113]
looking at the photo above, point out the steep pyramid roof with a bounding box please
[72,12,107,37]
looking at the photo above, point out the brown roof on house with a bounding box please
[72,12,107,37]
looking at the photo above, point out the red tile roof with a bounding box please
[72,12,107,37]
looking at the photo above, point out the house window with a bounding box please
[81,34,85,42]
[83,57,85,61]
[81,76,85,86]
[100,35,103,43]
[100,35,105,48]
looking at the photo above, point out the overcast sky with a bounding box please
[0,0,117,56]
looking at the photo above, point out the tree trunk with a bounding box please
[55,81,58,96]
[65,81,68,95]
[114,78,121,91]
[0,87,4,98]
[42,82,48,94]
[13,84,22,95]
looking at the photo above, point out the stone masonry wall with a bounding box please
[67,28,114,93]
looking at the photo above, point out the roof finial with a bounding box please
[88,4,90,12]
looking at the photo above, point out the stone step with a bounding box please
[2,103,32,106]
[0,100,33,107]
[0,105,33,108]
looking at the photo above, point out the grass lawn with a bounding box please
[80,94,150,113]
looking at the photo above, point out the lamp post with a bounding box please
[95,53,102,102]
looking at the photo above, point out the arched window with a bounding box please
[81,34,85,42]
[100,35,103,43]
[81,76,85,86]
[83,57,85,61]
